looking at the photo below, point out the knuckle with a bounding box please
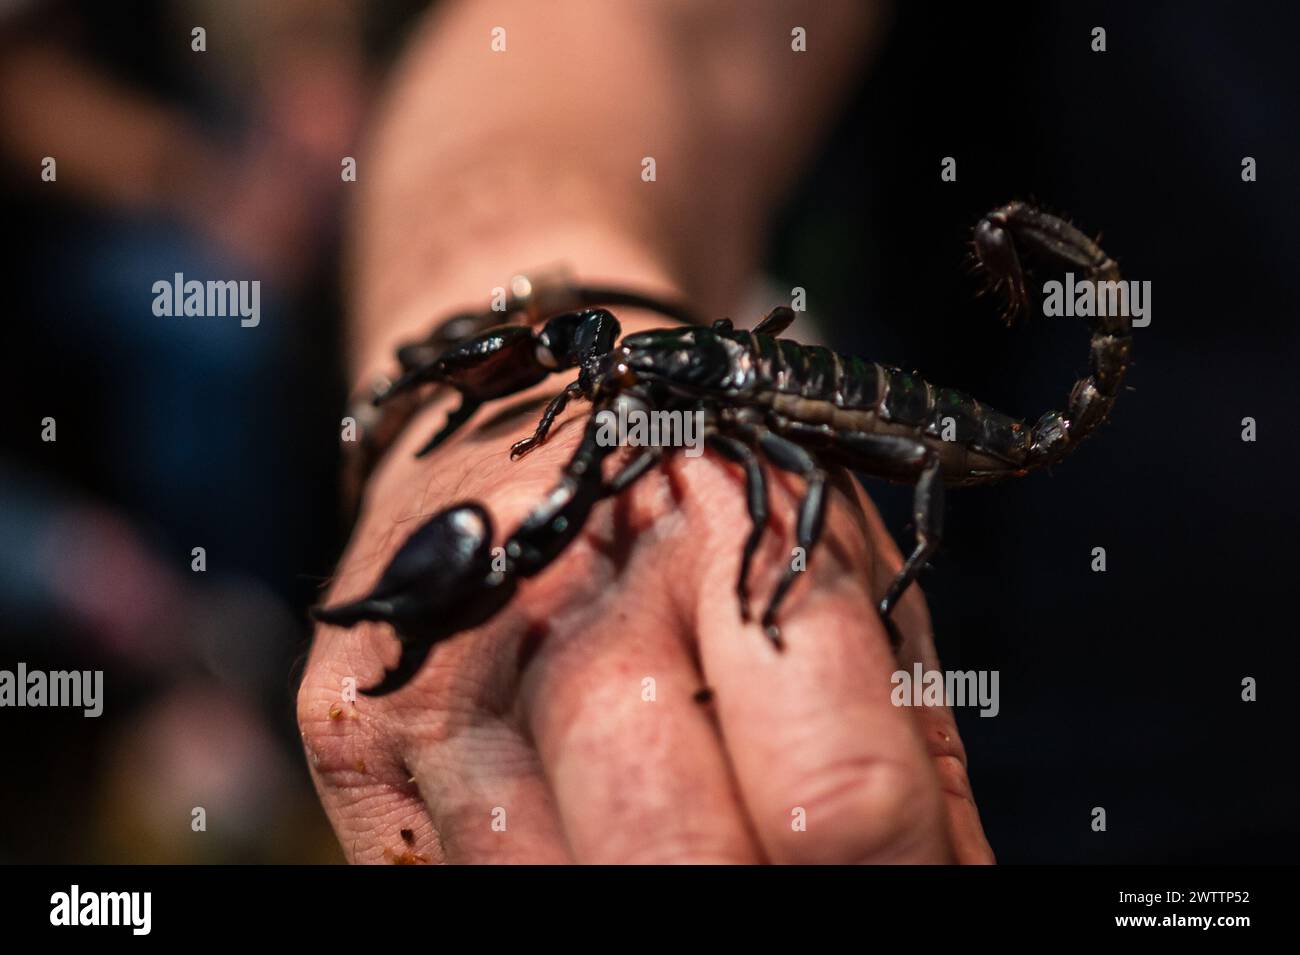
[296,666,348,774]
[295,663,332,743]
[296,648,386,780]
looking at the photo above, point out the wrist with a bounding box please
[348,223,687,391]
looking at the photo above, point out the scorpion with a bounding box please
[313,201,1132,695]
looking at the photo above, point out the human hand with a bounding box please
[297,309,994,864]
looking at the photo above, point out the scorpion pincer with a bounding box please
[312,201,1132,696]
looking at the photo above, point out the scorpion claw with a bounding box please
[415,397,481,456]
[309,503,518,695]
[362,640,439,698]
[309,596,397,629]
[374,362,443,406]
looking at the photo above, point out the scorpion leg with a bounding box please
[505,411,617,573]
[729,427,827,649]
[602,446,665,496]
[877,452,944,650]
[510,380,583,459]
[378,325,546,406]
[705,433,768,621]
[769,423,941,650]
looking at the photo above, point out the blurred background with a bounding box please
[1,0,1295,863]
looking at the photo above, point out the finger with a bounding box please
[380,621,572,864]
[691,465,949,864]
[313,444,576,864]
[858,486,996,864]
[400,708,573,864]
[298,626,447,864]
[517,479,764,864]
[308,587,571,863]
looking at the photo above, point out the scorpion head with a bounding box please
[535,308,621,374]
[533,307,632,399]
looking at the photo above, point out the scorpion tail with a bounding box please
[973,201,1133,470]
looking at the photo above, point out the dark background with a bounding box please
[1,0,1295,863]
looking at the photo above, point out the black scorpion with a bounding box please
[313,202,1132,695]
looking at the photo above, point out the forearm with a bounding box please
[347,0,879,380]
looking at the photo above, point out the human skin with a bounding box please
[297,0,994,863]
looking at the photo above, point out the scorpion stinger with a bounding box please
[973,200,1133,470]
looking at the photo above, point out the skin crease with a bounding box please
[298,0,994,863]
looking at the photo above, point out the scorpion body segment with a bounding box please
[314,201,1133,695]
[614,323,1036,483]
